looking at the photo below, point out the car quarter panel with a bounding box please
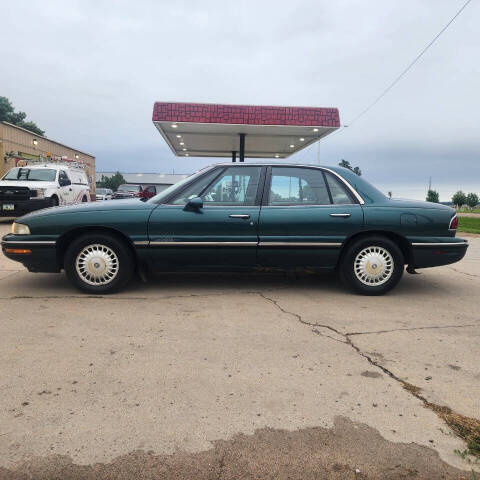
[362,201,456,238]
[2,202,155,270]
[25,208,152,244]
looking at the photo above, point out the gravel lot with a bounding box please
[1,219,479,479]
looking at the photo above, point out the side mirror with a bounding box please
[184,196,203,211]
[59,179,71,187]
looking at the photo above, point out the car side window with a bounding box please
[324,172,354,204]
[269,167,330,206]
[201,167,261,206]
[170,169,224,205]
[59,170,69,184]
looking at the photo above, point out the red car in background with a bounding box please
[112,184,158,200]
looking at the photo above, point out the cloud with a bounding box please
[1,0,478,199]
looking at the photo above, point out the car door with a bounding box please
[147,166,265,270]
[258,166,364,269]
[57,170,73,205]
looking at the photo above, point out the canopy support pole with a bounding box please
[231,151,236,163]
[239,133,245,162]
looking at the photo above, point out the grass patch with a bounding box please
[428,403,480,459]
[458,216,480,234]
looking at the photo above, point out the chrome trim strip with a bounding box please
[262,204,359,208]
[411,241,469,247]
[149,241,257,247]
[148,240,343,248]
[1,240,56,245]
[329,213,351,217]
[259,242,342,247]
[134,241,150,246]
[448,214,458,231]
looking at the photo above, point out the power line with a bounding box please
[329,0,473,136]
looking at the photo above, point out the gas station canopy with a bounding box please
[152,102,340,161]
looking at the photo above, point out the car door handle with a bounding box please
[329,213,351,218]
[229,214,250,219]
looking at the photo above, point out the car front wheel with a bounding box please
[339,236,404,295]
[64,233,134,293]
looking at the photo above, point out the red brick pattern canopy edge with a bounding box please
[153,102,340,128]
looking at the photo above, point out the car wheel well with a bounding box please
[338,231,412,267]
[57,227,136,268]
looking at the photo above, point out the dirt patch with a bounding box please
[361,371,383,378]
[427,404,480,459]
[0,417,472,480]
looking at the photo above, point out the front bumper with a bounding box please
[0,199,51,217]
[410,238,468,268]
[1,235,60,273]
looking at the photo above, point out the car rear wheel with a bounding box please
[81,195,88,202]
[339,236,404,295]
[64,233,134,293]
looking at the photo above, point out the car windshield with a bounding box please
[117,184,141,192]
[3,168,57,182]
[148,167,214,203]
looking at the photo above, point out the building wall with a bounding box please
[0,122,96,193]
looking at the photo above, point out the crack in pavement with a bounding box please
[447,267,480,278]
[347,323,480,336]
[258,291,480,456]
[0,290,273,301]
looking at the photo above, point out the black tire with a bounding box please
[64,233,135,294]
[339,235,404,295]
[81,195,88,202]
[50,195,59,207]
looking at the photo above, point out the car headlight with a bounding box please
[11,222,31,235]
[33,188,46,199]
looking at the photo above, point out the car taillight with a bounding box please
[449,215,458,230]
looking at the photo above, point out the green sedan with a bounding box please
[1,163,468,295]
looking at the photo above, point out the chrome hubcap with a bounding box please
[75,244,119,286]
[354,246,394,286]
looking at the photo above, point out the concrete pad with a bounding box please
[1,220,479,476]
[351,326,480,419]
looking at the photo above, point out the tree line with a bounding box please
[426,189,479,208]
[0,96,45,136]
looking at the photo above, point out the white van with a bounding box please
[0,163,91,217]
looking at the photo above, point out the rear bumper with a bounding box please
[1,236,60,273]
[410,239,468,268]
[0,199,51,217]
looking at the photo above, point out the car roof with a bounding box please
[212,162,330,167]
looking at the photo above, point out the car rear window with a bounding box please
[117,185,141,192]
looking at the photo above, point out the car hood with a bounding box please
[0,180,55,189]
[19,198,156,221]
[387,198,454,211]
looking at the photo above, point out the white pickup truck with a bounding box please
[0,163,91,217]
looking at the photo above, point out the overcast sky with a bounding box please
[1,0,478,200]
